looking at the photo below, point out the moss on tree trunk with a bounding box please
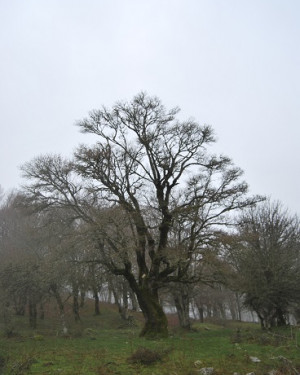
[135,287,168,338]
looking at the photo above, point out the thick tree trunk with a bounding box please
[134,286,168,338]
[257,309,277,329]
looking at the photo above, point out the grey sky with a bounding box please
[1,1,299,214]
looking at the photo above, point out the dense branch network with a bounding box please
[20,92,263,337]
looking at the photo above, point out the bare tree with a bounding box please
[0,193,50,329]
[21,92,260,337]
[226,200,300,329]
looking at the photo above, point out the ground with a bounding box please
[0,299,299,375]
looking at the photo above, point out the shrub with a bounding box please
[128,347,163,365]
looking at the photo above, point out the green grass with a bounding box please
[0,302,299,375]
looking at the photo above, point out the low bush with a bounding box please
[128,346,163,365]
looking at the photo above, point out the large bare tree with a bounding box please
[21,92,260,337]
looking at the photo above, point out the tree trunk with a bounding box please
[228,296,237,320]
[174,292,191,330]
[13,295,27,316]
[213,304,220,319]
[72,285,81,323]
[93,288,100,316]
[196,302,204,323]
[134,286,168,338]
[129,290,139,311]
[293,307,300,325]
[107,288,113,304]
[191,301,198,320]
[275,307,287,326]
[218,302,227,320]
[29,300,37,329]
[39,302,45,320]
[111,285,128,320]
[80,289,85,308]
[235,293,242,321]
[121,283,129,320]
[257,308,277,329]
[50,283,68,334]
[51,285,64,315]
[206,304,212,318]
[258,313,265,329]
[3,301,13,337]
[118,270,168,337]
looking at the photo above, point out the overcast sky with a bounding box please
[1,0,299,214]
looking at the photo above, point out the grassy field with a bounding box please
[0,301,299,375]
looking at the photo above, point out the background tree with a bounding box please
[21,92,261,337]
[0,193,49,329]
[226,200,300,328]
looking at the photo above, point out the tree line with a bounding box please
[1,93,299,337]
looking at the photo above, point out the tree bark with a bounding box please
[121,283,129,320]
[206,304,212,318]
[195,302,204,323]
[50,283,68,334]
[93,288,100,315]
[29,300,37,329]
[275,307,287,326]
[235,293,242,321]
[174,292,191,330]
[72,285,81,323]
[111,284,129,321]
[217,302,227,320]
[80,289,85,308]
[129,290,139,311]
[51,284,64,315]
[13,295,27,316]
[39,302,45,320]
[293,307,300,325]
[133,284,168,338]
